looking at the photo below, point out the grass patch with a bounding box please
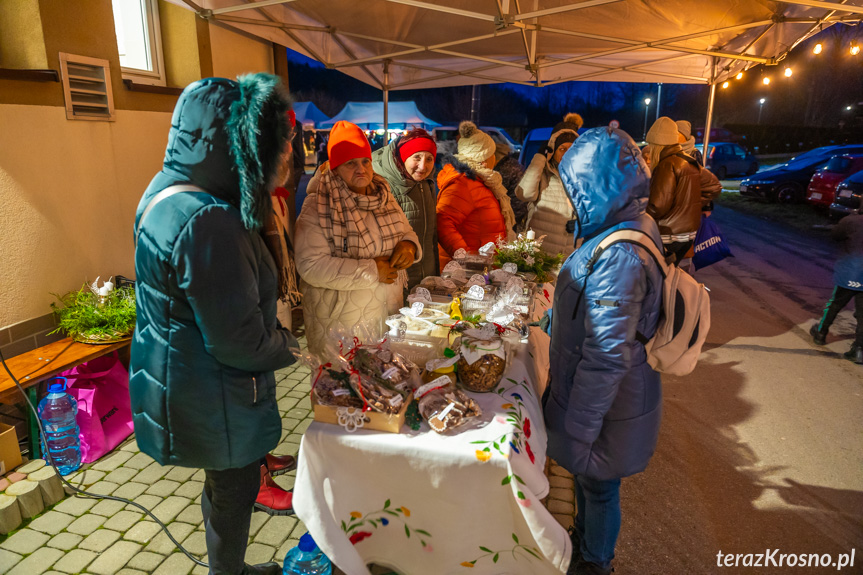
[716,192,834,235]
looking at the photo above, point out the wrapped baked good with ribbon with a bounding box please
[290,342,365,409]
[413,280,458,303]
[458,283,497,315]
[453,244,496,272]
[314,367,364,409]
[352,372,408,414]
[486,277,532,337]
[352,344,423,396]
[456,325,509,392]
[415,375,482,433]
[441,261,469,283]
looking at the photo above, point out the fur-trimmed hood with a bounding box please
[439,153,480,183]
[138,75,291,232]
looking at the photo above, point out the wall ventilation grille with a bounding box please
[59,53,115,121]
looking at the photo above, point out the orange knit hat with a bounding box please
[327,121,372,169]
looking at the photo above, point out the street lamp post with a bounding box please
[758,98,766,125]
[642,98,651,141]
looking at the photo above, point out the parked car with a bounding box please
[806,154,863,208]
[740,144,863,203]
[518,126,592,165]
[432,125,522,156]
[829,170,863,219]
[519,127,553,165]
[694,127,740,143]
[694,142,758,179]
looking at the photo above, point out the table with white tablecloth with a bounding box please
[294,284,568,575]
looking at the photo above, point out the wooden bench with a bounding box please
[0,337,131,458]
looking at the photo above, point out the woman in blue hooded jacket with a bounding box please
[544,127,664,575]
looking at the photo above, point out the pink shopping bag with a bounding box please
[61,352,134,463]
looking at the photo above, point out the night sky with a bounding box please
[285,24,862,146]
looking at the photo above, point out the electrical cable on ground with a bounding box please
[0,347,209,568]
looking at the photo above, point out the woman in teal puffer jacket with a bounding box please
[131,75,297,575]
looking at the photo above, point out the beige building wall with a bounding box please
[0,0,282,339]
[209,23,275,79]
[0,105,172,328]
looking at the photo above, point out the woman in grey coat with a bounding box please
[372,128,439,289]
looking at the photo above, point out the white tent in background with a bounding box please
[292,101,331,130]
[319,101,440,130]
[173,0,863,149]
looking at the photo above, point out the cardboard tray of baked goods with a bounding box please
[311,392,412,433]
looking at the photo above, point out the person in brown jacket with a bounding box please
[645,116,702,265]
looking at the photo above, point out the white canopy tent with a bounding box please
[320,101,440,130]
[293,101,331,129]
[172,0,863,149]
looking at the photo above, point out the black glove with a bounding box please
[539,309,552,333]
[529,309,553,334]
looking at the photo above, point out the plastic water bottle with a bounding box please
[283,533,332,575]
[37,377,81,475]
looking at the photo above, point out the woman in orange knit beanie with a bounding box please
[294,121,422,354]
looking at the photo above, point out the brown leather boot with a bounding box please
[254,465,294,516]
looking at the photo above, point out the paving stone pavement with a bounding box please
[0,340,577,574]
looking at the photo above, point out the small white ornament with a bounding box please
[465,285,485,301]
[336,407,367,432]
[408,287,432,304]
[478,242,496,255]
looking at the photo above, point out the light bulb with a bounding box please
[784,67,792,77]
[813,43,822,55]
[763,77,770,85]
[851,45,861,56]
[722,81,730,89]
[644,98,651,105]
[760,98,766,104]
[736,72,744,80]
[848,106,853,111]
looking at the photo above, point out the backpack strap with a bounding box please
[572,228,668,321]
[586,228,669,279]
[135,184,205,245]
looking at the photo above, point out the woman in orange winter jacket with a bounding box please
[436,122,516,266]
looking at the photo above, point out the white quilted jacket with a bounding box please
[516,153,576,258]
[295,173,421,355]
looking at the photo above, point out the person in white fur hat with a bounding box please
[436,121,517,266]
[676,118,722,218]
[675,120,704,166]
[645,116,702,265]
[516,112,583,257]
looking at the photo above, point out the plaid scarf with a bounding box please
[317,165,409,261]
[263,187,301,305]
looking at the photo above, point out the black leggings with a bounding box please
[816,286,863,347]
[201,459,261,575]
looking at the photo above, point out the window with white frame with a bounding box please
[112,0,166,86]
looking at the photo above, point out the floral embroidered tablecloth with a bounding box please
[293,304,570,575]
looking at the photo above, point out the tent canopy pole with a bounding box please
[702,58,718,166]
[383,60,390,143]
